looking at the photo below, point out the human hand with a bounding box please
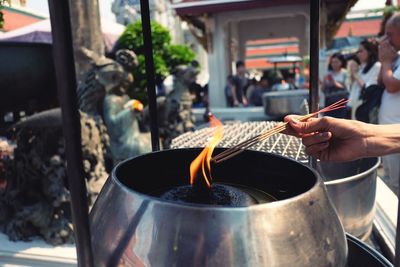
[233,99,240,107]
[283,116,369,162]
[379,39,397,63]
[324,74,334,86]
[242,98,248,107]
[348,60,358,76]
[325,74,333,82]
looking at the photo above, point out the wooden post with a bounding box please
[68,0,104,81]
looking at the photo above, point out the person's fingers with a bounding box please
[283,115,302,123]
[283,115,320,136]
[302,132,332,147]
[283,115,303,136]
[288,117,331,134]
[307,117,318,122]
[304,142,329,157]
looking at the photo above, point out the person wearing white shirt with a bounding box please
[349,39,381,120]
[354,40,381,89]
[347,60,362,119]
[379,13,400,190]
[322,53,348,118]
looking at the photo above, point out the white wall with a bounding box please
[208,4,309,107]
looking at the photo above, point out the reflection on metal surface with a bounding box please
[262,89,309,118]
[316,158,380,239]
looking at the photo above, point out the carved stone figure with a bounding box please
[144,65,199,148]
[77,48,134,117]
[0,48,153,244]
[77,48,151,164]
[111,0,140,25]
[0,109,109,244]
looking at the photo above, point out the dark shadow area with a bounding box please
[0,42,58,134]
[115,148,317,201]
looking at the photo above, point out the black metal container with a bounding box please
[347,234,393,267]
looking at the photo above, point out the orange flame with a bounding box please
[190,115,224,188]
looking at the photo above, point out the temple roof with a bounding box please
[173,0,307,16]
[335,15,382,38]
[173,0,359,44]
[1,6,46,32]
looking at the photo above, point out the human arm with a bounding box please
[353,74,365,88]
[283,116,400,161]
[323,73,345,91]
[350,68,365,88]
[380,62,400,93]
[242,95,248,107]
[231,81,240,107]
[363,62,381,87]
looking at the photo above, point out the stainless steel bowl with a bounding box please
[262,89,309,118]
[316,158,380,239]
[90,148,347,267]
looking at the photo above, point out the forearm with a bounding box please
[366,124,400,157]
[231,87,238,102]
[354,75,365,88]
[381,62,400,93]
[334,81,345,89]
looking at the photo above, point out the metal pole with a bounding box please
[395,188,400,266]
[140,0,160,151]
[48,1,94,266]
[309,0,320,169]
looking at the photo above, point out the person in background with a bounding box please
[353,39,381,90]
[346,59,362,119]
[231,61,249,107]
[285,73,298,90]
[245,78,258,102]
[322,53,348,118]
[202,83,209,108]
[189,80,204,108]
[224,75,235,107]
[155,75,166,96]
[272,78,290,91]
[378,13,400,188]
[349,39,382,122]
[249,76,271,106]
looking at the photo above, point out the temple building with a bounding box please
[172,0,359,107]
[1,3,46,32]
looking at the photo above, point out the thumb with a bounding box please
[289,117,330,134]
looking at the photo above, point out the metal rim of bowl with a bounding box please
[110,148,324,211]
[323,158,381,186]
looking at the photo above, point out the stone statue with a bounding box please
[0,48,154,244]
[77,48,151,164]
[111,0,140,25]
[144,65,199,148]
[0,108,109,245]
[77,48,134,117]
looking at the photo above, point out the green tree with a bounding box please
[0,0,10,29]
[116,20,196,104]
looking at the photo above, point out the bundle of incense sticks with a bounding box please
[212,99,349,164]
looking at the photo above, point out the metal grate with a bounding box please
[171,121,308,162]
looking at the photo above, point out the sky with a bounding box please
[352,0,387,11]
[26,0,388,21]
[26,0,115,20]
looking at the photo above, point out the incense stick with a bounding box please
[212,99,349,164]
